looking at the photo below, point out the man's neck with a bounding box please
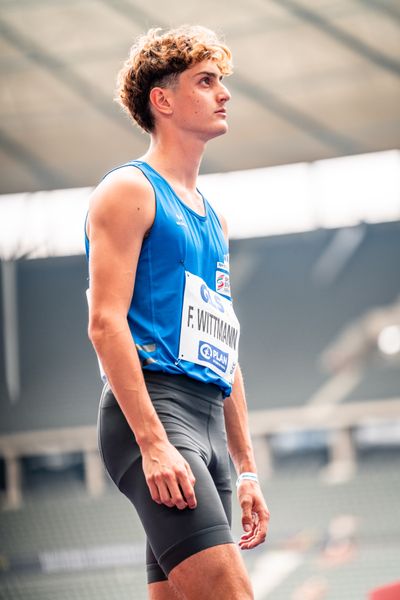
[141,131,206,192]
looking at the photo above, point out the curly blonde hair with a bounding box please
[115,25,233,133]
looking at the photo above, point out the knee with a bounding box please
[169,544,254,600]
[240,573,254,600]
[229,571,253,600]
[207,559,254,600]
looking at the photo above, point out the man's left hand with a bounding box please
[237,479,270,550]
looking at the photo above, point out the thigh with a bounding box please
[117,447,234,578]
[169,544,253,600]
[147,581,186,600]
[208,401,233,527]
[97,383,141,488]
[217,488,232,528]
[148,580,183,600]
[146,539,167,584]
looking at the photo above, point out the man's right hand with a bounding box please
[141,440,197,510]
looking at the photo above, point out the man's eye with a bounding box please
[201,77,211,85]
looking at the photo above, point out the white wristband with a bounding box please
[236,472,258,488]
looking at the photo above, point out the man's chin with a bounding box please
[206,123,229,141]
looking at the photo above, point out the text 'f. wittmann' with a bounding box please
[179,271,240,383]
[187,306,239,351]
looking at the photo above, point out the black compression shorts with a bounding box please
[97,371,234,583]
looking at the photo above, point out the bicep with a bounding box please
[87,173,155,323]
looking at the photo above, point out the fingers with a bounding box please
[178,463,197,509]
[238,484,271,550]
[157,478,175,508]
[184,461,196,488]
[239,507,270,550]
[240,494,253,533]
[147,462,197,510]
[238,516,259,549]
[147,477,161,505]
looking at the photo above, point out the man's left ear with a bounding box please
[149,87,174,117]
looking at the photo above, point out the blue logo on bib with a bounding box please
[198,341,228,373]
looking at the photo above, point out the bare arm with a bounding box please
[217,212,270,549]
[224,366,270,548]
[223,364,257,475]
[87,168,196,510]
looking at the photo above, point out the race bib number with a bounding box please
[178,272,240,383]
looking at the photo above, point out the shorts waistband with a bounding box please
[142,371,224,406]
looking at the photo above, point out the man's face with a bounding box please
[168,58,231,141]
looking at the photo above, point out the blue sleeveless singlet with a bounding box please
[84,160,240,398]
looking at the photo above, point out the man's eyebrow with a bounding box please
[194,71,223,80]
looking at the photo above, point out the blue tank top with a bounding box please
[84,160,240,397]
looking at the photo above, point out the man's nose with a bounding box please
[218,83,231,103]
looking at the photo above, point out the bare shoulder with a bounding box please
[87,165,155,238]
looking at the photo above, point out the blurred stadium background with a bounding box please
[1,1,400,599]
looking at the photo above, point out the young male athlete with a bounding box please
[84,25,270,600]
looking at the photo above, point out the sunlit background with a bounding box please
[1,1,400,599]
